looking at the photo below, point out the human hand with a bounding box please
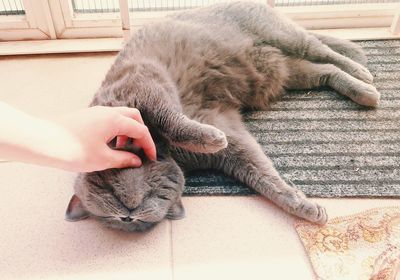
[55,106,156,172]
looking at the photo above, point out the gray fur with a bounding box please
[310,32,368,66]
[68,144,185,232]
[67,1,381,231]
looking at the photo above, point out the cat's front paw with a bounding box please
[303,202,328,225]
[173,123,228,153]
[289,190,328,225]
[291,199,328,225]
[198,124,228,153]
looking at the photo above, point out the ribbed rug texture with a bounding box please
[183,40,400,197]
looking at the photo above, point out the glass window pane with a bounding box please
[71,0,400,13]
[275,0,399,7]
[0,0,25,16]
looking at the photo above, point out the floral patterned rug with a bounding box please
[295,207,400,280]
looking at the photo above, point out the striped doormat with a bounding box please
[183,40,400,197]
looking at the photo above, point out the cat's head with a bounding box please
[65,155,185,232]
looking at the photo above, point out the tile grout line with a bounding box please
[168,220,175,280]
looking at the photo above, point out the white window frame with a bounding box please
[0,1,399,55]
[47,1,400,39]
[0,0,56,40]
[281,4,399,30]
[48,0,122,39]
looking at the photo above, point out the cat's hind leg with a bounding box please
[310,33,367,66]
[285,58,380,107]
[219,2,373,83]
[173,113,328,224]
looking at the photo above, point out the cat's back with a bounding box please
[119,17,252,69]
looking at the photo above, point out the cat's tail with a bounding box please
[310,32,367,66]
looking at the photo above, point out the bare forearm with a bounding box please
[0,102,156,172]
[0,102,83,170]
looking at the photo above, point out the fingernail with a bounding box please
[132,158,142,166]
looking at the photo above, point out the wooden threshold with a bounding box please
[0,27,399,56]
[0,37,123,55]
[312,27,400,40]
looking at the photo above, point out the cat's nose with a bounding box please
[120,216,133,223]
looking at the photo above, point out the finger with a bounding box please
[116,135,128,148]
[113,107,144,124]
[107,149,142,169]
[131,138,140,147]
[116,117,157,160]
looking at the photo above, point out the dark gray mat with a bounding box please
[183,40,400,197]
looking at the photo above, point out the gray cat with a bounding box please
[65,1,380,232]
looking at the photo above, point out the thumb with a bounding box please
[107,149,142,169]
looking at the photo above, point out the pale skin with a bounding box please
[0,102,156,172]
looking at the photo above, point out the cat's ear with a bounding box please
[65,195,90,222]
[166,199,185,220]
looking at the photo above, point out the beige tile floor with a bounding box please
[0,53,399,280]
